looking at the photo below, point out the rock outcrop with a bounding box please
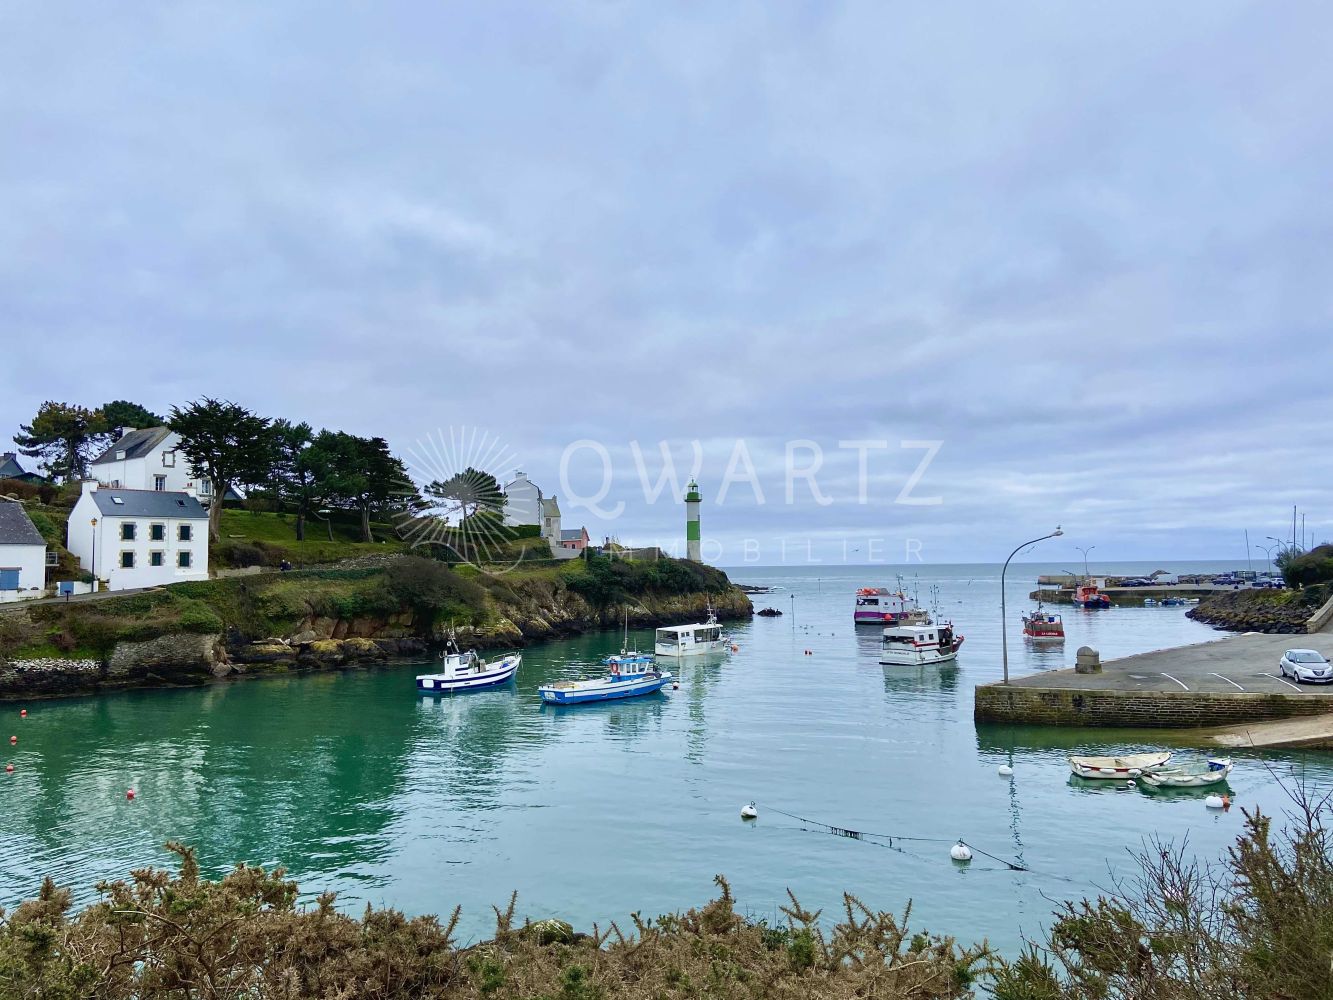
[1187,588,1326,634]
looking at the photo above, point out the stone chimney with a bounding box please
[183,483,197,499]
[121,427,136,436]
[81,478,99,496]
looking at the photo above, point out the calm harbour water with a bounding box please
[2,560,1330,954]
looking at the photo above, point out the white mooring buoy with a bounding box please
[740,802,758,820]
[950,841,972,862]
[997,764,1013,777]
[1205,794,1225,810]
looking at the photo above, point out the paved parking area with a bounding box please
[1008,631,1333,697]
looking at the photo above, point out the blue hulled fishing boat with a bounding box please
[538,653,671,705]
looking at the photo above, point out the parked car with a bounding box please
[1279,649,1333,684]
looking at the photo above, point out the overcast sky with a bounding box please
[3,2,1329,565]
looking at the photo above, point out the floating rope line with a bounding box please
[755,803,1076,882]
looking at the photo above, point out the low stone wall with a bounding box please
[974,683,1333,729]
[1308,594,1333,633]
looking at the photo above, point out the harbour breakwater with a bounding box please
[0,557,751,700]
[1185,584,1333,634]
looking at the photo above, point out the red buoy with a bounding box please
[8,736,15,745]
[5,764,12,773]
[126,789,136,800]
[19,709,26,718]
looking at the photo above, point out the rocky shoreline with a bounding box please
[1186,587,1327,634]
[0,587,752,701]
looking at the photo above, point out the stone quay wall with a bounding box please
[974,684,1333,729]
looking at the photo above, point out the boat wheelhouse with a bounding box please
[538,655,672,705]
[654,605,728,657]
[1072,582,1111,609]
[1022,605,1065,640]
[879,622,964,666]
[416,639,521,694]
[854,587,928,626]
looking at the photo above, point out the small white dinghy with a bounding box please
[1068,751,1172,780]
[1138,758,1232,789]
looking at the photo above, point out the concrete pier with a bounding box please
[975,632,1333,730]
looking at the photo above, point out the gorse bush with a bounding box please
[0,860,994,999]
[993,786,1333,1000]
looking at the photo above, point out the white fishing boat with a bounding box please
[655,603,728,658]
[878,622,964,666]
[416,636,521,694]
[1138,758,1232,789]
[1068,751,1172,780]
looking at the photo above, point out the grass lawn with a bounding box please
[213,509,406,568]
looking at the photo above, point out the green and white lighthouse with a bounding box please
[684,478,702,562]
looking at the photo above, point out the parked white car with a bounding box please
[1279,649,1333,684]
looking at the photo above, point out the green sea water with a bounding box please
[2,562,1329,954]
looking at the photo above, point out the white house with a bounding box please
[89,427,217,503]
[0,500,47,603]
[502,472,542,527]
[502,472,583,558]
[67,480,209,591]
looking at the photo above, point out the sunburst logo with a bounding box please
[394,427,534,573]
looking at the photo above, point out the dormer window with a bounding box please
[115,450,125,460]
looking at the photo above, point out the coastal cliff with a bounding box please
[0,556,751,700]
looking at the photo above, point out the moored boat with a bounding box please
[1068,751,1171,779]
[1072,582,1112,609]
[1138,758,1232,788]
[879,622,964,666]
[416,637,521,694]
[1022,604,1065,640]
[855,587,929,626]
[538,656,672,705]
[655,604,729,657]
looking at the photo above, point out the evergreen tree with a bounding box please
[14,402,109,481]
[169,399,277,542]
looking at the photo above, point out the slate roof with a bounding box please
[90,489,207,519]
[0,501,45,546]
[559,528,586,541]
[0,453,42,481]
[90,427,172,465]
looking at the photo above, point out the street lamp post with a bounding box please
[1001,526,1064,685]
[1075,545,1095,581]
[1255,543,1279,570]
[90,517,98,591]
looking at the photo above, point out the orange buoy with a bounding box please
[126,789,136,800]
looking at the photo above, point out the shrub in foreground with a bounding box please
[0,848,992,999]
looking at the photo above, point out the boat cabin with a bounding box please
[881,623,952,650]
[607,654,657,678]
[855,587,927,624]
[437,650,488,679]
[655,623,722,653]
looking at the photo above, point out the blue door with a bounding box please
[0,569,19,591]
